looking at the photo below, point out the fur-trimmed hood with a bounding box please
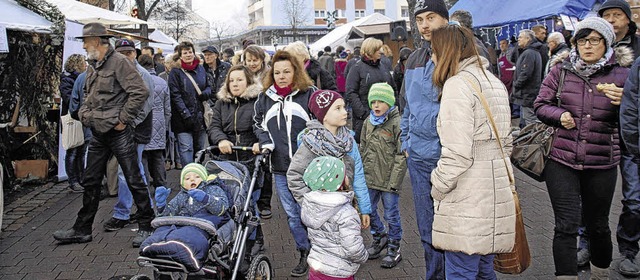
[549,45,635,68]
[216,83,261,103]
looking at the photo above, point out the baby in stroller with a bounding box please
[139,163,230,272]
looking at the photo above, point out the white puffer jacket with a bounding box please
[430,56,516,255]
[301,191,368,277]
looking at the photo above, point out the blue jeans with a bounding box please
[617,151,640,259]
[445,251,496,280]
[368,189,402,241]
[273,174,309,251]
[176,130,206,166]
[406,156,445,279]
[113,144,149,220]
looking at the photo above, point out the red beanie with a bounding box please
[308,90,342,124]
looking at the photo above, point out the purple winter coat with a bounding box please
[534,47,634,170]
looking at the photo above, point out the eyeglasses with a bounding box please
[576,37,603,46]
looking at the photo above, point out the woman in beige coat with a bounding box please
[429,24,516,279]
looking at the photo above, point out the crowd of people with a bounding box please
[49,0,640,279]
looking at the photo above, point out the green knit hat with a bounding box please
[303,156,345,192]
[368,82,395,108]
[180,163,208,187]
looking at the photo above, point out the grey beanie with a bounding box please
[574,17,615,49]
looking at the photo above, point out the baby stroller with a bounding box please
[135,146,273,280]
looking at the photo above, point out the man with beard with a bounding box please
[52,23,154,247]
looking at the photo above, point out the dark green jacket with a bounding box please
[360,107,406,193]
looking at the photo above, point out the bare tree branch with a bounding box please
[282,0,310,41]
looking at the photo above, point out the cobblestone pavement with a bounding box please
[1,167,639,280]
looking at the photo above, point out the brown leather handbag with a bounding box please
[463,74,531,274]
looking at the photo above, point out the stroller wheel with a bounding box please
[246,254,273,280]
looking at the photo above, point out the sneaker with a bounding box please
[260,209,272,219]
[619,258,640,277]
[103,217,129,232]
[577,248,590,267]
[175,163,183,170]
[132,230,152,248]
[381,240,402,268]
[367,233,388,260]
[290,249,309,277]
[53,228,92,244]
[68,183,84,193]
[165,161,172,171]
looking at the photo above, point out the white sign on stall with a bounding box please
[0,25,8,53]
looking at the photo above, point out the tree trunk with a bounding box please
[406,0,422,49]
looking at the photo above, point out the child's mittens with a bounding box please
[188,189,209,203]
[155,186,171,208]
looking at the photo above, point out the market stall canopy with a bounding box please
[0,0,53,33]
[47,0,148,25]
[449,0,606,28]
[148,29,178,55]
[309,13,393,54]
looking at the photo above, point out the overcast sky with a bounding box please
[191,0,249,33]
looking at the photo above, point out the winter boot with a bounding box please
[290,249,310,277]
[590,263,609,280]
[367,232,388,259]
[381,239,402,268]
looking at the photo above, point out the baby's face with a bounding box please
[182,172,203,190]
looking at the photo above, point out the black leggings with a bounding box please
[543,159,617,276]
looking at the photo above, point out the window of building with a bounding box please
[336,9,346,18]
[315,10,326,18]
[355,9,366,18]
[401,6,409,18]
[374,9,385,15]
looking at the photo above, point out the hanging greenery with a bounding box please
[0,0,65,184]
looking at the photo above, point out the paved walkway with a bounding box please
[1,167,639,279]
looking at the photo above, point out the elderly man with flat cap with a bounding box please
[52,22,154,247]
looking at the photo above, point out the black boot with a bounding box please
[367,232,388,259]
[290,249,310,277]
[381,239,402,268]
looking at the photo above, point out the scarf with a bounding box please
[274,84,293,98]
[301,120,354,158]
[569,48,613,77]
[362,56,380,67]
[181,58,200,71]
[369,106,395,126]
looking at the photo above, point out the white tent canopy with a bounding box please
[0,0,52,33]
[148,29,178,55]
[47,0,147,25]
[309,13,393,54]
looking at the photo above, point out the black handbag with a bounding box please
[510,69,565,181]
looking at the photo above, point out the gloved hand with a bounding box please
[188,189,209,203]
[155,186,171,208]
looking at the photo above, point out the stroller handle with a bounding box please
[195,146,270,164]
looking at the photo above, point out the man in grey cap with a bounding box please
[599,0,640,58]
[52,22,154,247]
[202,45,230,96]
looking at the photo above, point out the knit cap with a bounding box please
[414,0,449,19]
[308,89,343,124]
[180,163,208,187]
[368,83,395,108]
[598,0,632,22]
[574,17,615,50]
[303,156,346,192]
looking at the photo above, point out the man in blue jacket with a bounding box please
[399,0,448,278]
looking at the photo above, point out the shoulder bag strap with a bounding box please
[181,68,202,96]
[460,74,515,185]
[556,69,565,107]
